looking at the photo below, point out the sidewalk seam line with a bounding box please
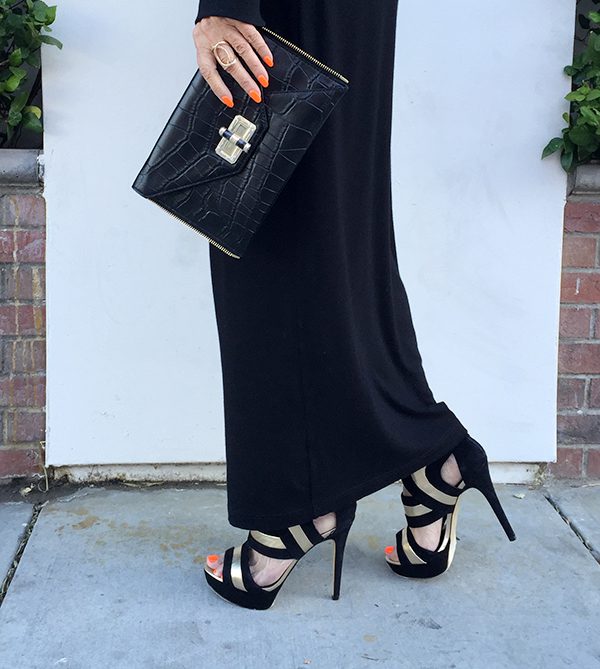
[543,492,600,566]
[0,502,44,608]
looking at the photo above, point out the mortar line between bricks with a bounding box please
[0,501,44,607]
[543,492,600,566]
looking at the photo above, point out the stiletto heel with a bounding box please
[331,524,351,600]
[452,434,517,541]
[204,501,357,610]
[385,433,516,579]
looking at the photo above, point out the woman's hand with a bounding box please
[192,16,274,108]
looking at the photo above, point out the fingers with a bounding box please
[220,26,269,103]
[193,16,275,108]
[196,44,236,108]
[235,22,274,74]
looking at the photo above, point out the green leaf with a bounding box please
[564,135,576,153]
[579,106,600,122]
[8,66,27,80]
[587,89,600,100]
[4,75,21,92]
[569,124,597,146]
[561,151,575,172]
[589,11,600,22]
[32,1,49,22]
[8,48,23,66]
[23,105,41,119]
[7,109,22,127]
[39,34,62,48]
[563,112,571,123]
[26,50,41,68]
[542,137,564,158]
[45,5,57,23]
[21,110,42,132]
[9,90,29,114]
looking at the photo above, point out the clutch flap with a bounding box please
[132,73,269,198]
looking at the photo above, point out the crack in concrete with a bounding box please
[543,491,600,565]
[0,501,46,607]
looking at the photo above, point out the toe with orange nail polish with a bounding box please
[258,74,269,87]
[249,89,261,103]
[384,545,394,554]
[207,554,219,563]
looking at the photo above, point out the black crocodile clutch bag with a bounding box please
[131,26,349,259]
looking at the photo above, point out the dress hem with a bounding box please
[227,422,469,530]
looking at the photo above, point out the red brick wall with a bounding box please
[552,201,600,478]
[0,194,46,479]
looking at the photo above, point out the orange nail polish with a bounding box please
[258,74,269,87]
[207,554,219,562]
[249,89,261,103]
[384,546,394,554]
[212,568,219,575]
[221,95,234,108]
[264,55,274,67]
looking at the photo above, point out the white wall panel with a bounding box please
[43,1,574,466]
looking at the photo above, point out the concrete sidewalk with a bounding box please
[0,480,598,669]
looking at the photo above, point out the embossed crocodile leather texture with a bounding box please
[132,28,349,258]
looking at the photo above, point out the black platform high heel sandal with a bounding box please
[204,501,357,610]
[385,434,517,579]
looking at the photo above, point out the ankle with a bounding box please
[314,511,336,537]
[440,453,462,487]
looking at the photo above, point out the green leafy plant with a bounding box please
[542,8,600,172]
[0,0,62,148]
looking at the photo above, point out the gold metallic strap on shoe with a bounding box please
[218,517,335,594]
[393,513,453,567]
[204,502,358,609]
[247,520,326,560]
[401,458,466,529]
[221,543,249,592]
[386,437,518,580]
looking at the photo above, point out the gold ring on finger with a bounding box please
[211,41,238,69]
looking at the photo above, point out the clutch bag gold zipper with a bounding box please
[260,27,350,84]
[150,28,348,259]
[152,200,241,259]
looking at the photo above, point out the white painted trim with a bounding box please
[52,463,227,484]
[489,462,542,484]
[52,462,542,485]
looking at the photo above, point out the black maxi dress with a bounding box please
[195,0,469,532]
